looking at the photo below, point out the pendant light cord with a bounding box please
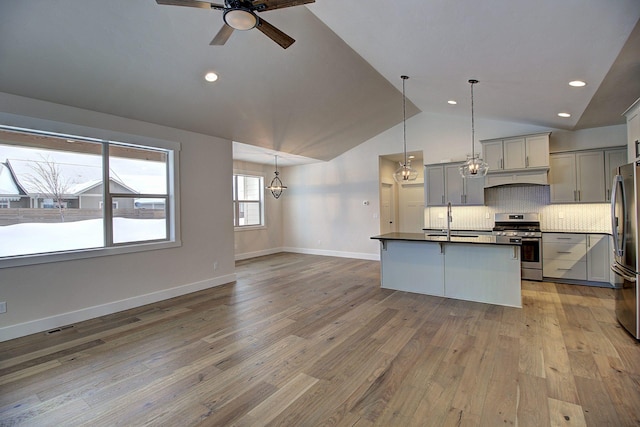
[469,79,478,158]
[401,75,408,167]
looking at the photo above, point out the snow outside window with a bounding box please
[0,125,178,265]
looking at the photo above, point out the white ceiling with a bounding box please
[0,1,638,166]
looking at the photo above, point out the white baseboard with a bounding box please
[235,247,284,261]
[281,247,380,261]
[0,273,236,342]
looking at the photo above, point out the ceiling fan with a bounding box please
[156,0,315,49]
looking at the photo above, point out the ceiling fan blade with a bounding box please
[155,0,225,10]
[253,0,315,11]
[210,24,235,45]
[256,17,295,49]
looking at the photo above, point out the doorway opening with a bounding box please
[378,151,424,234]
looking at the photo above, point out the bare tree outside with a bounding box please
[24,155,72,222]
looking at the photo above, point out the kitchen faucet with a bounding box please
[447,201,452,240]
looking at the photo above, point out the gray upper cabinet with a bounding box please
[524,134,551,168]
[482,133,550,171]
[425,163,484,206]
[550,147,625,204]
[549,153,577,203]
[576,151,606,203]
[425,165,445,206]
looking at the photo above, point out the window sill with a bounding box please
[234,225,267,232]
[0,240,182,269]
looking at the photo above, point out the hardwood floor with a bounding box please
[1,252,639,426]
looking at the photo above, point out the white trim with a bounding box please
[235,247,283,261]
[281,247,380,261]
[0,273,236,342]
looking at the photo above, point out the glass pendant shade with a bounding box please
[393,75,418,183]
[393,161,419,183]
[460,154,489,178]
[460,79,489,179]
[266,155,287,199]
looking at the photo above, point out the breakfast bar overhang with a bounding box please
[371,233,522,308]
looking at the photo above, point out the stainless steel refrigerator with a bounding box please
[611,162,640,339]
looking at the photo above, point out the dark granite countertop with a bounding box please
[370,232,520,246]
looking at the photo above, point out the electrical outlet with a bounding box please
[558,212,564,219]
[213,261,218,271]
[0,301,6,314]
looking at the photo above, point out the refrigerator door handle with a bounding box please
[611,263,636,282]
[611,174,625,257]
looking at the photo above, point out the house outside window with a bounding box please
[233,174,264,228]
[0,125,180,267]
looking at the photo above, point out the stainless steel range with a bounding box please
[493,213,542,281]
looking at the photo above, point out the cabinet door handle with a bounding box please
[500,158,504,169]
[577,190,581,201]
[461,195,464,204]
[442,195,445,204]
[526,156,529,167]
[556,251,573,254]
[557,268,573,271]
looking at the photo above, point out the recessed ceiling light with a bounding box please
[204,72,219,82]
[569,80,586,87]
[558,112,571,118]
[447,100,457,105]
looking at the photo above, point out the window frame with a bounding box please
[232,173,265,230]
[0,124,181,269]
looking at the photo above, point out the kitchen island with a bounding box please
[371,232,522,307]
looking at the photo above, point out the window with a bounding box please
[0,125,179,267]
[233,174,264,228]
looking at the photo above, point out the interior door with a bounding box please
[399,183,424,232]
[380,183,395,234]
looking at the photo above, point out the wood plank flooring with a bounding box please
[1,252,639,426]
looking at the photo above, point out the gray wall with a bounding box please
[0,93,235,340]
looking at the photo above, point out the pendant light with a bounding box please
[266,155,287,199]
[393,75,418,183]
[459,79,489,178]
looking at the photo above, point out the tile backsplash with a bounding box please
[424,185,611,232]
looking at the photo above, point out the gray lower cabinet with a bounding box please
[586,234,610,282]
[543,233,587,280]
[543,232,611,284]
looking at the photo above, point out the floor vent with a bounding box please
[46,325,74,334]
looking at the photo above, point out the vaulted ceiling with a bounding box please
[0,1,638,165]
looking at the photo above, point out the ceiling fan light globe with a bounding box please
[224,9,258,30]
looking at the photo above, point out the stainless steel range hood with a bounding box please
[484,168,549,187]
